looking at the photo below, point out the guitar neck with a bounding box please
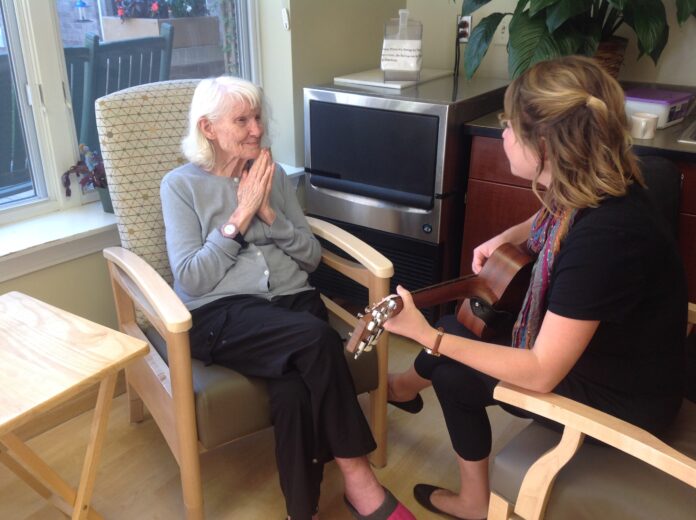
[410,274,481,309]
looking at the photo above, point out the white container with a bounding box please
[624,88,694,129]
[381,9,422,82]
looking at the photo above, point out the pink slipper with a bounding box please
[344,487,416,520]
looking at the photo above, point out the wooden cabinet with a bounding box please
[461,136,696,301]
[460,136,542,275]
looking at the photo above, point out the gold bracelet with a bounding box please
[424,327,445,356]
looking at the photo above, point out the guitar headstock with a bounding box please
[345,295,403,358]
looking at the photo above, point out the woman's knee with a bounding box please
[430,363,495,408]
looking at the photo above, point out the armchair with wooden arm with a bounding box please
[96,80,392,520]
[488,302,696,520]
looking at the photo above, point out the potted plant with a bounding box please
[62,144,113,213]
[112,0,207,20]
[461,0,696,79]
[103,0,217,49]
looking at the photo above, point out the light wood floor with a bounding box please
[0,338,530,519]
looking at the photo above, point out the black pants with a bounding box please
[415,315,678,462]
[190,290,376,520]
[413,315,596,461]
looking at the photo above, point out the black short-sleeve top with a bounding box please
[547,183,687,431]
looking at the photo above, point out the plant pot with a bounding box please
[594,36,628,79]
[96,186,114,214]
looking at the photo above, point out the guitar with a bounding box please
[345,243,534,358]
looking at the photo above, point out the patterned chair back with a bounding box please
[95,79,200,284]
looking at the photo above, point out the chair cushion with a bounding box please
[145,323,378,450]
[96,79,200,284]
[490,399,696,520]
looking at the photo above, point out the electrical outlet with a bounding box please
[493,19,509,46]
[457,15,472,43]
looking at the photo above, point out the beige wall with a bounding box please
[0,253,118,329]
[259,0,403,166]
[407,0,696,85]
[619,2,696,86]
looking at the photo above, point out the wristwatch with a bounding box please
[221,223,247,247]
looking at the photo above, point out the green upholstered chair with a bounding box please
[81,23,173,153]
[96,79,391,520]
[63,45,90,144]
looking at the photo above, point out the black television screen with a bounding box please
[308,100,439,209]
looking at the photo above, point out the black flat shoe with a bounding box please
[387,393,423,414]
[413,484,486,520]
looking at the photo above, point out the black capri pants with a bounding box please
[189,289,376,520]
[414,315,676,462]
[413,315,587,461]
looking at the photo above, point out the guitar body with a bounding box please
[454,243,533,339]
[346,243,534,357]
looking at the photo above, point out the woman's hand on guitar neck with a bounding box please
[383,285,435,347]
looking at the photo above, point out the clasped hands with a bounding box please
[228,148,276,233]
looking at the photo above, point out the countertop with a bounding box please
[307,75,509,106]
[465,110,696,161]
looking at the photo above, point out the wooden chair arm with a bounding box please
[103,246,191,334]
[307,216,393,279]
[494,382,696,488]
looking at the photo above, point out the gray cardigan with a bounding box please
[160,162,322,310]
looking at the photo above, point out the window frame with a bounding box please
[1,0,262,226]
[0,0,86,225]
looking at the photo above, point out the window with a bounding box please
[0,3,47,211]
[0,0,258,221]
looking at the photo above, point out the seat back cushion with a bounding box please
[96,79,199,284]
[490,399,696,519]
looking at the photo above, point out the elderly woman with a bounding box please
[160,76,414,520]
[384,56,687,520]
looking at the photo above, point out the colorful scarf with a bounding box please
[511,206,578,349]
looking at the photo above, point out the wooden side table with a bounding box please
[0,291,148,519]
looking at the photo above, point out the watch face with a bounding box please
[222,223,237,237]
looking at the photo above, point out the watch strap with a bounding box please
[424,327,445,356]
[232,232,248,248]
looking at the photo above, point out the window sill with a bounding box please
[0,202,120,282]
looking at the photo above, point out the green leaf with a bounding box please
[464,12,507,78]
[507,10,550,78]
[566,18,602,55]
[507,9,589,78]
[622,0,667,57]
[676,0,696,24]
[529,0,560,18]
[640,22,669,64]
[462,0,493,16]
[546,0,593,33]
[608,0,629,9]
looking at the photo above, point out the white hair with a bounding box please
[181,76,270,170]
